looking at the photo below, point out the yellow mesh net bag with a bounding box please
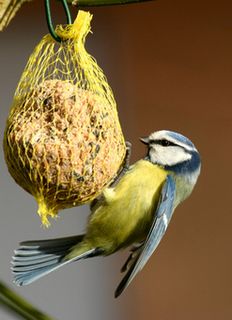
[4,10,126,227]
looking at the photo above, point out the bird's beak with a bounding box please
[140,137,149,145]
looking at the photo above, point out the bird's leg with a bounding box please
[110,141,132,187]
[120,242,143,273]
[124,141,132,169]
[90,142,132,210]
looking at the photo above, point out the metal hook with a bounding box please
[44,0,72,42]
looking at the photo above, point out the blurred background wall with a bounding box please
[0,0,232,319]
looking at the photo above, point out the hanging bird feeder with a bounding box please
[4,1,126,226]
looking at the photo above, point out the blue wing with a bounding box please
[115,175,176,298]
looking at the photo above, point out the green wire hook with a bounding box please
[44,0,72,42]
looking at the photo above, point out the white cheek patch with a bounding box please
[149,146,192,166]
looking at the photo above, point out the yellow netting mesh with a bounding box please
[4,10,126,227]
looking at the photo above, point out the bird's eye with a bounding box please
[151,139,176,147]
[160,139,171,146]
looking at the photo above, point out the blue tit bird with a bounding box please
[12,130,201,298]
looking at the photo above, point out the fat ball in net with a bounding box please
[4,11,126,226]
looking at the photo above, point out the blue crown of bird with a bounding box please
[12,129,201,298]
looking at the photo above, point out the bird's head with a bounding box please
[140,130,201,175]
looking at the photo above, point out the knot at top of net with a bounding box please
[55,10,92,43]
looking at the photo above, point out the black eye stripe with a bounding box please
[150,139,177,147]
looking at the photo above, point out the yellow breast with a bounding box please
[107,160,167,205]
[87,160,168,252]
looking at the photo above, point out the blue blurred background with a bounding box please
[0,0,231,319]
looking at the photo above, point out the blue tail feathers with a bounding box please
[12,235,97,286]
